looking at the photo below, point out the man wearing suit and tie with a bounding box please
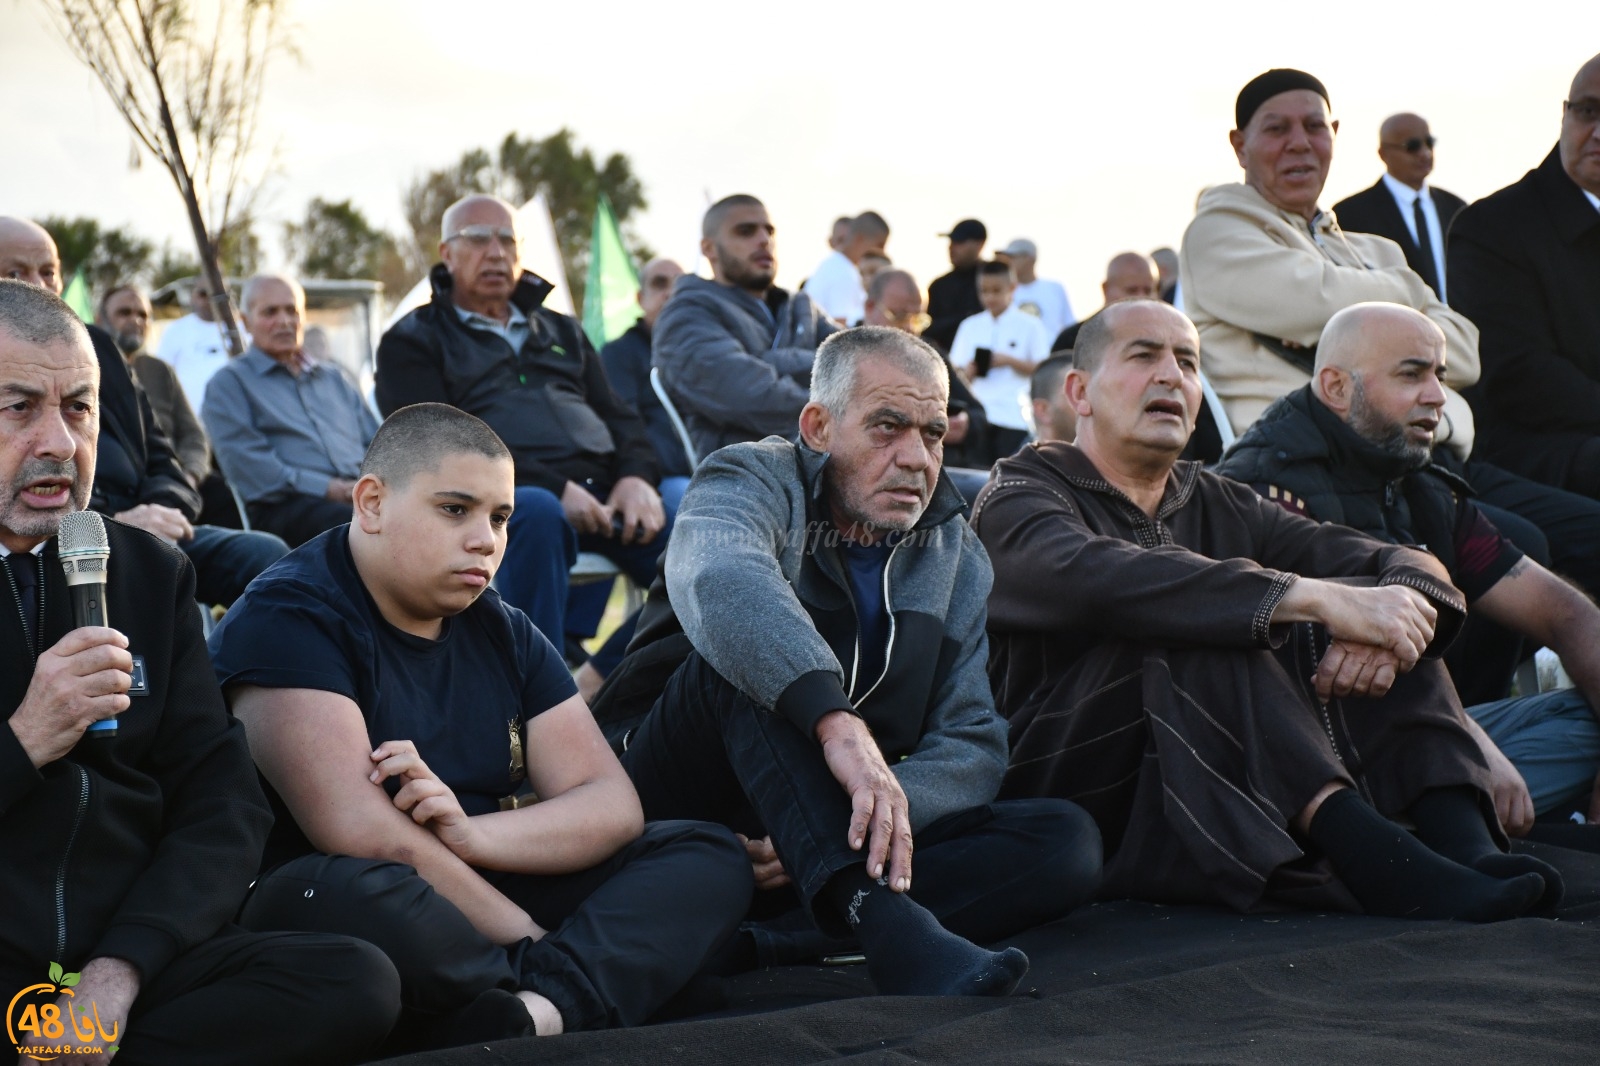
[1333,114,1467,301]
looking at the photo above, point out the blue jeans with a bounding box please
[621,651,1102,949]
[182,524,289,606]
[497,485,672,645]
[1470,688,1600,815]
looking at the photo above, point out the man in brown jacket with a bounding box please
[98,285,210,489]
[973,299,1555,921]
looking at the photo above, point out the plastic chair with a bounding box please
[571,551,645,614]
[650,366,700,470]
[1200,370,1235,452]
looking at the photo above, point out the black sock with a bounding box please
[699,929,759,976]
[403,988,535,1051]
[1306,788,1545,922]
[1409,786,1564,909]
[821,866,1029,996]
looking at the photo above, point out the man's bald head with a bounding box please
[868,268,918,306]
[0,218,63,295]
[1102,252,1161,306]
[1315,303,1448,467]
[1572,53,1600,98]
[862,269,925,334]
[240,273,306,362]
[1315,303,1444,380]
[637,257,684,329]
[1377,112,1435,189]
[441,195,517,242]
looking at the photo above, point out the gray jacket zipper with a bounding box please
[55,765,90,960]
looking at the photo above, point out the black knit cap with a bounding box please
[1235,69,1330,129]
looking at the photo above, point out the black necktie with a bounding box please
[5,552,41,656]
[1412,195,1441,297]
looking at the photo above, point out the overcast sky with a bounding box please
[4,0,1592,313]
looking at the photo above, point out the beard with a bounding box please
[828,464,931,538]
[112,328,145,355]
[1,458,91,541]
[1349,384,1432,469]
[714,242,776,293]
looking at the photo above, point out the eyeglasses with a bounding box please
[445,225,519,251]
[1382,135,1437,154]
[1567,99,1600,126]
[885,309,932,335]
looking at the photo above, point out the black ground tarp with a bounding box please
[380,842,1600,1065]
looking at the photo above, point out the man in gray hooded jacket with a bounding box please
[652,195,839,458]
[613,325,1101,996]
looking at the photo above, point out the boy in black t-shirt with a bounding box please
[209,403,750,1047]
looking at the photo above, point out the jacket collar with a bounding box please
[794,439,971,537]
[427,262,555,317]
[241,345,312,377]
[1534,146,1600,245]
[1023,440,1202,522]
[1251,386,1474,496]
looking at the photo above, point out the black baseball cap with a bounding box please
[940,219,987,243]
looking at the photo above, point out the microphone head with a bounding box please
[58,510,110,588]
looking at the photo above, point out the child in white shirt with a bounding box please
[949,261,1051,462]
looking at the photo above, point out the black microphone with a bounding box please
[59,510,115,740]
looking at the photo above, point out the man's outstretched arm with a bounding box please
[1475,558,1600,714]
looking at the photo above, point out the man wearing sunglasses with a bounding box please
[376,195,664,661]
[1448,54,1600,501]
[1333,114,1467,301]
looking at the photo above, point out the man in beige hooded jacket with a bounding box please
[1180,69,1479,457]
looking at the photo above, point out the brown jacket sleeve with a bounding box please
[133,354,211,486]
[976,473,1299,649]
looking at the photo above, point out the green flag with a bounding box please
[582,196,639,348]
[62,266,94,322]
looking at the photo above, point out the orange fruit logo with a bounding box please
[6,963,119,1062]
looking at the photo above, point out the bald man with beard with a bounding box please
[1219,303,1600,837]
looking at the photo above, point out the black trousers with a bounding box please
[238,821,750,1034]
[248,493,352,548]
[621,652,1102,949]
[3,927,399,1066]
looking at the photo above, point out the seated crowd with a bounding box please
[3,52,1599,1064]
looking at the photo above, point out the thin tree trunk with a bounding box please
[150,39,244,356]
